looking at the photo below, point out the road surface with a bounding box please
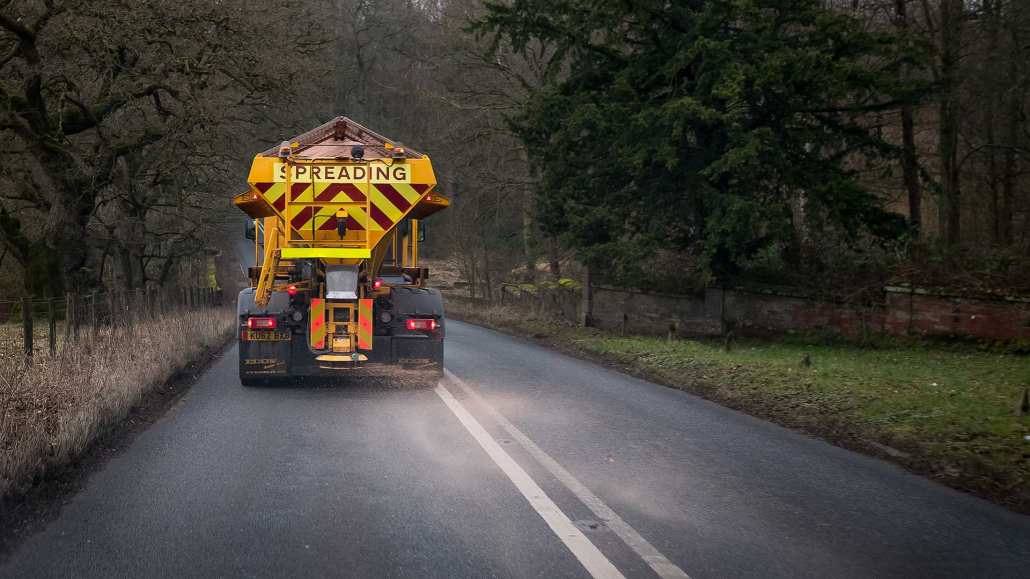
[3,321,1029,578]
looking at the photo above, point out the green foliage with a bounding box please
[475,0,926,276]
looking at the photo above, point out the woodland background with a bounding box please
[2,0,1028,301]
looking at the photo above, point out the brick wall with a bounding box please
[884,288,1030,340]
[723,289,884,337]
[496,282,1030,342]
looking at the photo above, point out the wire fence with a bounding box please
[0,286,224,360]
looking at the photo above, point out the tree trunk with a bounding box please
[548,235,561,278]
[984,0,1001,244]
[937,0,963,244]
[895,0,921,236]
[483,243,493,301]
[117,246,135,291]
[1000,28,1021,246]
[157,254,178,286]
[523,187,535,283]
[901,107,922,235]
[23,241,65,297]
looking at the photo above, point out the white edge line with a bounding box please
[444,369,692,579]
[434,383,626,579]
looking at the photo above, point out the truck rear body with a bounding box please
[232,118,449,384]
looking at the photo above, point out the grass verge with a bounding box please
[0,306,235,500]
[446,298,1030,513]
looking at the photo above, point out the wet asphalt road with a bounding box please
[2,320,1029,578]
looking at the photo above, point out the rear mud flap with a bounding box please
[239,338,291,379]
[392,337,444,371]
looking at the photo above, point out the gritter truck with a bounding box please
[232,118,449,385]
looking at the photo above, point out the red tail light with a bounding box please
[372,278,383,290]
[406,319,436,331]
[287,284,298,296]
[247,317,277,329]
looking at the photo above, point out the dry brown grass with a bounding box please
[421,259,462,290]
[0,306,234,498]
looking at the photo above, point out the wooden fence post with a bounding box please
[581,261,598,327]
[64,293,73,344]
[91,291,99,336]
[48,297,57,356]
[70,292,79,342]
[22,296,32,359]
[109,291,117,330]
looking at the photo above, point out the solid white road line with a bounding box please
[444,369,693,579]
[434,383,626,579]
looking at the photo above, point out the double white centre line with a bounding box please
[436,370,692,579]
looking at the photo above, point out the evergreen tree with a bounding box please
[475,0,927,280]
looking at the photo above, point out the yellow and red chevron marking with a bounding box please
[292,205,371,233]
[367,183,429,231]
[357,299,373,350]
[290,205,371,234]
[310,298,326,349]
[289,183,369,232]
[254,182,287,212]
[290,182,313,203]
[314,182,367,204]
[253,181,431,234]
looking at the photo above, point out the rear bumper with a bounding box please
[239,333,443,380]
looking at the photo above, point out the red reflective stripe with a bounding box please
[368,203,393,230]
[290,206,313,230]
[374,183,411,212]
[273,195,286,211]
[290,183,310,200]
[317,215,337,231]
[410,183,429,195]
[310,298,325,349]
[315,183,345,202]
[313,210,366,231]
[255,182,275,193]
[357,299,373,349]
[341,183,367,202]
